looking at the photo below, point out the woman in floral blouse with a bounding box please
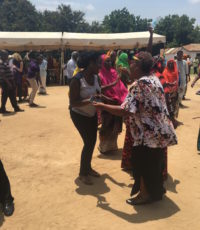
[93,51,177,205]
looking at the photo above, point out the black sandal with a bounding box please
[126,195,152,206]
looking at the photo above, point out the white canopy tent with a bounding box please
[62,31,166,50]
[0,31,166,51]
[0,32,62,51]
[0,31,166,84]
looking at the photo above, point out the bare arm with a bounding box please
[93,102,130,117]
[147,27,153,54]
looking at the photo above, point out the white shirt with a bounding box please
[66,59,76,79]
[40,59,47,77]
[176,60,188,87]
[72,75,101,117]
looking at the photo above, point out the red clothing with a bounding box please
[163,60,179,93]
[155,71,170,94]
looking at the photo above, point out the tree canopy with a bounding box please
[0,0,200,47]
[154,14,200,47]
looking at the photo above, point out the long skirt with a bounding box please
[98,111,122,154]
[171,92,179,118]
[121,119,134,170]
[132,145,166,201]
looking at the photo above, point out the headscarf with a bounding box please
[116,52,130,70]
[152,56,168,93]
[163,59,179,93]
[99,54,128,105]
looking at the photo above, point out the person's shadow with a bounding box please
[75,173,180,223]
[97,196,180,223]
[2,112,16,117]
[164,174,180,194]
[75,173,126,205]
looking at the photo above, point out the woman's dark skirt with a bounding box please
[132,145,165,201]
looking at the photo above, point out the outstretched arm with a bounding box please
[147,26,154,54]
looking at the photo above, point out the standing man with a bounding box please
[0,50,24,114]
[38,55,47,95]
[66,51,78,85]
[176,50,188,108]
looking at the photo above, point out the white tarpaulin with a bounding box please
[0,32,62,51]
[0,31,165,51]
[63,31,166,50]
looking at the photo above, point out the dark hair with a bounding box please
[177,50,183,55]
[137,51,153,74]
[0,50,8,58]
[77,51,100,69]
[29,51,40,60]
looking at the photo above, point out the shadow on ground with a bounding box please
[165,174,180,194]
[75,173,180,223]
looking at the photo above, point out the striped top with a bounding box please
[0,59,14,81]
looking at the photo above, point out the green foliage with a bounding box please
[102,7,151,33]
[155,14,200,47]
[0,0,199,48]
[0,0,41,31]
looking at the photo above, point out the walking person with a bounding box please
[12,53,24,103]
[93,52,177,205]
[69,51,101,185]
[0,50,24,114]
[38,55,47,95]
[176,50,189,108]
[27,52,43,107]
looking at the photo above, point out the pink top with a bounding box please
[99,55,128,105]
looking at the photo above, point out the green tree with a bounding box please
[102,8,151,33]
[41,4,90,32]
[0,0,41,31]
[155,14,200,47]
[89,21,103,33]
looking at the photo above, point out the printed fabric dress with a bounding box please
[121,75,177,148]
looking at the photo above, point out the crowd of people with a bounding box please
[0,50,48,216]
[0,50,49,114]
[1,28,200,217]
[69,29,200,205]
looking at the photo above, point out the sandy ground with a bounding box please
[0,78,200,230]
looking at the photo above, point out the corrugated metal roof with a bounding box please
[165,47,182,55]
[183,44,200,52]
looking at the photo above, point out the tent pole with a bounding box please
[60,48,64,85]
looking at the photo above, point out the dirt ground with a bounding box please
[0,78,200,230]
